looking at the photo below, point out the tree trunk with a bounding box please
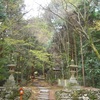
[80,34,85,86]
[91,43,100,60]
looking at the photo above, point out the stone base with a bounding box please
[4,74,16,89]
[69,76,78,84]
[66,77,81,90]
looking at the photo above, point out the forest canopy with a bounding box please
[0,0,100,88]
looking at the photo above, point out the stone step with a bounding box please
[40,90,49,93]
[38,98,50,100]
[38,95,49,97]
[37,97,49,99]
[39,94,49,96]
[37,87,51,100]
[39,92,49,95]
[60,98,72,100]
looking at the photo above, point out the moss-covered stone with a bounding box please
[55,89,100,100]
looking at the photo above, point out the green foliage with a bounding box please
[0,0,26,83]
[30,50,50,62]
[88,92,98,100]
[5,38,25,45]
[0,67,7,80]
[0,0,6,21]
[85,57,100,87]
[71,91,79,100]
[44,0,100,87]
[78,46,100,87]
[0,40,12,81]
[46,69,56,84]
[28,18,53,44]
[0,0,100,88]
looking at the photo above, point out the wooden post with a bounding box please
[20,95,23,100]
[19,88,24,100]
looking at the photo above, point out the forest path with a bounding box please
[27,79,57,100]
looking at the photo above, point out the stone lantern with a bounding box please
[4,63,16,89]
[69,59,78,84]
[8,64,16,74]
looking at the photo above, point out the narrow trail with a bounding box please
[28,79,55,100]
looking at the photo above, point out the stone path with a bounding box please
[37,87,50,100]
[28,79,55,100]
[37,87,55,100]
